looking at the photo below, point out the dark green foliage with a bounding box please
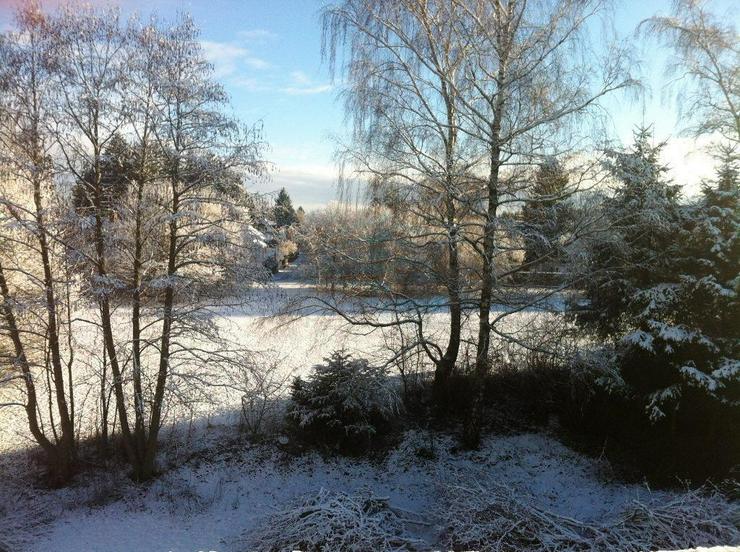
[458,353,740,483]
[520,158,573,284]
[286,351,400,452]
[274,187,297,227]
[72,133,135,216]
[570,130,739,480]
[575,128,683,338]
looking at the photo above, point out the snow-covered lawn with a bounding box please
[4,428,737,552]
[0,279,559,455]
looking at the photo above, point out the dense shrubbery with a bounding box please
[286,351,401,452]
[459,350,740,483]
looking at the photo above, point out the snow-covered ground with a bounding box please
[0,274,737,551]
[4,427,735,552]
[0,276,561,455]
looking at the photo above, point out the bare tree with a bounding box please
[641,0,739,145]
[444,0,634,445]
[321,0,634,446]
[2,5,268,482]
[133,15,267,479]
[0,4,77,484]
[322,0,480,391]
[47,3,140,468]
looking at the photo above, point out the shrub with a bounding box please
[279,239,299,264]
[522,351,740,483]
[287,351,400,451]
[226,354,292,439]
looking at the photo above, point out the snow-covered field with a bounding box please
[0,277,737,551]
[0,277,558,455]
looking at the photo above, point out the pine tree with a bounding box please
[274,187,297,227]
[578,130,739,462]
[72,133,135,217]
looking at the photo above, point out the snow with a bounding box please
[624,329,655,352]
[680,364,720,392]
[0,278,737,550]
[4,429,719,552]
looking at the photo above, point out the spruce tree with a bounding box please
[72,133,135,217]
[274,187,297,227]
[577,130,739,467]
[520,158,571,283]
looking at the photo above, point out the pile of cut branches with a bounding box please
[241,488,427,552]
[439,482,740,551]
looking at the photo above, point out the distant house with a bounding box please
[247,218,288,270]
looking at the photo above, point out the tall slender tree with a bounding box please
[641,0,739,145]
[323,0,476,390]
[0,4,77,484]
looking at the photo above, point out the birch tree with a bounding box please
[49,4,139,468]
[133,16,267,479]
[322,0,478,391]
[0,4,78,484]
[641,0,739,145]
[448,0,634,445]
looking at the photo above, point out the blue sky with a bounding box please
[1,0,738,207]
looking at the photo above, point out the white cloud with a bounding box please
[661,135,717,197]
[230,75,270,92]
[282,84,333,96]
[200,39,270,79]
[290,70,311,85]
[280,71,333,96]
[248,165,339,210]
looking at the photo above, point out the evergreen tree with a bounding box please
[274,187,297,227]
[72,133,135,217]
[577,127,682,338]
[520,158,571,283]
[577,129,739,471]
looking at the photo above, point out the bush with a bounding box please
[481,349,740,483]
[287,351,400,452]
[279,239,299,264]
[225,354,292,439]
[263,256,279,274]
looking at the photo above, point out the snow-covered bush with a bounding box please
[439,481,740,551]
[287,351,400,451]
[241,488,424,552]
[278,239,299,265]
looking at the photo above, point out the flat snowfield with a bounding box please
[0,279,559,455]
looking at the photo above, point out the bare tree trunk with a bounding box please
[131,174,147,471]
[0,262,56,459]
[91,147,138,473]
[466,53,507,449]
[142,175,179,479]
[32,169,76,482]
